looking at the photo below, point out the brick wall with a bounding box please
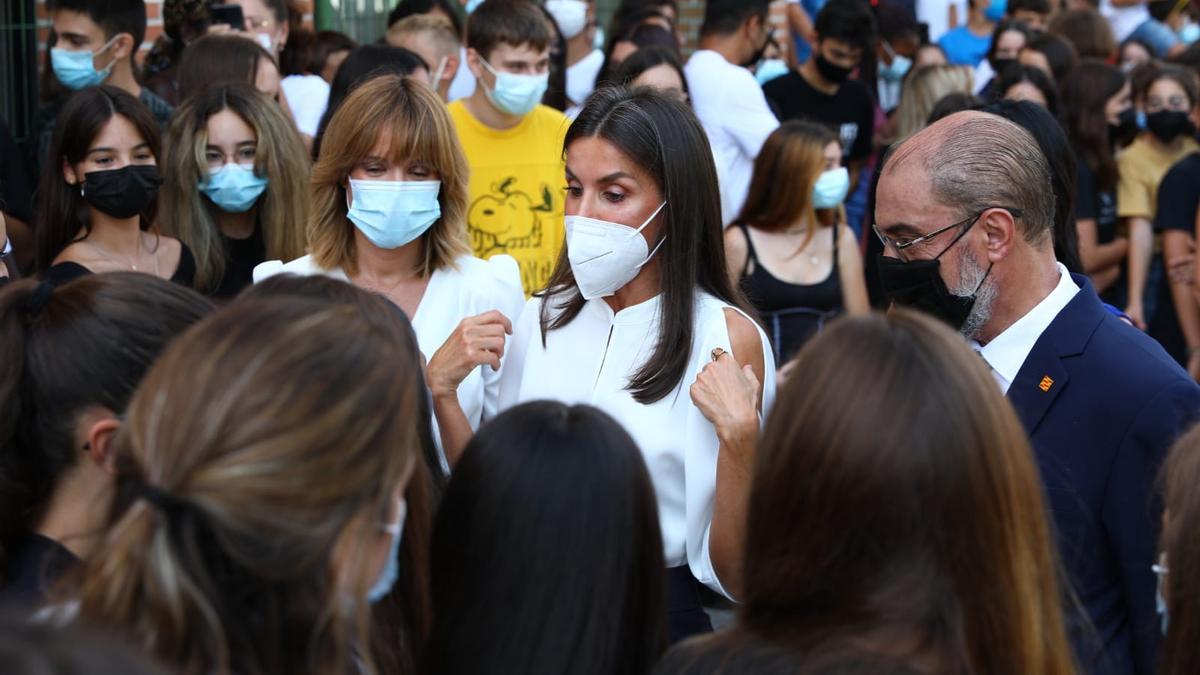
[34,0,315,65]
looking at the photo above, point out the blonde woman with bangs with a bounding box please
[255,74,524,469]
[725,121,869,365]
[160,82,309,297]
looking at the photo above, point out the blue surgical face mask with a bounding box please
[879,49,912,82]
[755,58,790,85]
[347,179,442,250]
[465,0,485,13]
[367,498,406,604]
[198,163,268,213]
[812,167,850,209]
[51,36,118,90]
[479,57,549,116]
[1154,553,1169,636]
[984,0,1007,23]
[1137,109,1148,130]
[1179,22,1200,45]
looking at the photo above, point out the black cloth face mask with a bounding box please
[80,165,162,219]
[1109,107,1139,145]
[1145,110,1195,144]
[876,213,993,332]
[814,53,852,84]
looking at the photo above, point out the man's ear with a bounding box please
[84,416,122,474]
[466,47,486,81]
[111,32,136,62]
[981,207,1018,264]
[444,53,461,83]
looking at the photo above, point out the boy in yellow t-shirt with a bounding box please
[449,0,570,295]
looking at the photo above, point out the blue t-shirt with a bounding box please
[938,26,992,66]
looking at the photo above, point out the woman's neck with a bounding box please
[86,210,144,253]
[35,464,113,561]
[218,207,257,240]
[351,229,423,281]
[603,258,662,313]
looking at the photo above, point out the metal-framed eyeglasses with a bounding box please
[873,207,1024,259]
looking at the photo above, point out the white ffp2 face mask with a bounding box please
[565,202,667,300]
[546,0,589,39]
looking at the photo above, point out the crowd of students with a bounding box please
[6,0,1200,673]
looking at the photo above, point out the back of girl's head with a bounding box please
[177,34,275,102]
[431,401,665,675]
[544,87,743,404]
[162,81,310,292]
[35,86,161,273]
[893,65,974,141]
[1049,7,1115,60]
[737,121,835,238]
[76,295,425,674]
[1161,423,1200,675]
[996,63,1060,116]
[313,44,429,157]
[1026,32,1078,84]
[981,98,1080,274]
[741,310,1072,675]
[0,273,214,574]
[926,91,984,125]
[1062,60,1125,189]
[615,45,687,93]
[310,73,469,277]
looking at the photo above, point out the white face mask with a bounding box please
[546,0,589,40]
[565,201,667,300]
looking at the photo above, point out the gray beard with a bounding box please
[951,247,996,341]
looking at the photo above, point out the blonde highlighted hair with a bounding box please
[890,65,975,143]
[75,295,426,675]
[734,120,841,252]
[309,74,471,277]
[160,82,310,293]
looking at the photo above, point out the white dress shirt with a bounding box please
[684,49,780,225]
[280,74,330,137]
[254,254,526,469]
[973,263,1079,394]
[498,291,777,597]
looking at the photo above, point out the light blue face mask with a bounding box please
[51,37,118,90]
[198,164,269,213]
[347,179,442,250]
[480,57,549,116]
[879,54,912,82]
[812,167,850,209]
[1137,109,1148,130]
[465,0,485,13]
[1179,22,1200,45]
[984,0,1007,23]
[755,58,790,86]
[367,498,406,604]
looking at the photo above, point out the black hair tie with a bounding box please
[137,482,188,518]
[22,281,54,319]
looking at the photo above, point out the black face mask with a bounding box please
[875,217,992,332]
[1109,107,1139,145]
[815,53,852,84]
[990,57,1017,76]
[743,32,771,68]
[1145,110,1195,144]
[80,165,162,219]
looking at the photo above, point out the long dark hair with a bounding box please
[34,86,162,273]
[662,310,1076,675]
[1161,424,1200,675]
[176,34,277,103]
[0,274,214,577]
[430,401,666,675]
[1062,60,1125,193]
[539,87,750,404]
[982,99,1083,275]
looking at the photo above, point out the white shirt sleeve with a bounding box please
[726,78,780,160]
[478,255,528,425]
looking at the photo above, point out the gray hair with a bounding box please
[887,113,1056,248]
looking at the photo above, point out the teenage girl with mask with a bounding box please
[726,121,869,366]
[254,74,524,470]
[35,86,193,286]
[1120,64,1198,356]
[497,87,776,643]
[161,82,309,297]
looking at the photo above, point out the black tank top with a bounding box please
[737,223,844,363]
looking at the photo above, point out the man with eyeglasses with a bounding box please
[875,110,1200,675]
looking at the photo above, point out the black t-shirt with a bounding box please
[1155,152,1200,233]
[42,243,197,287]
[762,71,875,161]
[0,533,78,608]
[1076,159,1118,244]
[213,226,266,299]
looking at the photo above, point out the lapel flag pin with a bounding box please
[1039,376,1054,392]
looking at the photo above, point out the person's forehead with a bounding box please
[491,42,549,61]
[52,9,105,37]
[233,0,273,19]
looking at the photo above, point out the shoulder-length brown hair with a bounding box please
[1160,423,1200,675]
[706,310,1076,675]
[308,74,471,277]
[74,294,427,675]
[733,121,837,250]
[161,82,310,292]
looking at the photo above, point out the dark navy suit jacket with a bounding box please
[1008,275,1200,675]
